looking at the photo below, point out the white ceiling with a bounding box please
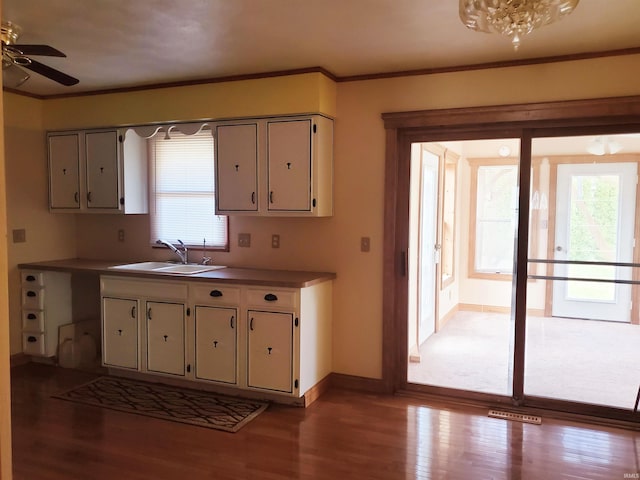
[3,0,640,97]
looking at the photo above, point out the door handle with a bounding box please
[556,246,563,252]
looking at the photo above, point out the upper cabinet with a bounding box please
[48,128,148,214]
[215,114,333,217]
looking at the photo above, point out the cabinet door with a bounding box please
[216,123,258,212]
[146,301,185,376]
[267,119,312,212]
[85,130,120,210]
[102,297,138,369]
[48,133,81,210]
[247,310,293,393]
[195,306,237,384]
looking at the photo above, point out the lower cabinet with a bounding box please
[102,297,138,369]
[146,301,185,376]
[100,275,332,401]
[247,311,293,393]
[195,305,237,384]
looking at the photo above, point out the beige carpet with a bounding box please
[408,311,640,409]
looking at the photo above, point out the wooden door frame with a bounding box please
[381,96,640,416]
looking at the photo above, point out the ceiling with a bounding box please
[3,0,640,98]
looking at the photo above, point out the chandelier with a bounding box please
[459,0,580,50]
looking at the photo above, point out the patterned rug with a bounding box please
[53,376,268,432]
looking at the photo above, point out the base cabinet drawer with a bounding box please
[22,310,45,332]
[23,333,46,356]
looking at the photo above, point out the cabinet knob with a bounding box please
[213,341,218,348]
[163,335,168,342]
[267,347,272,355]
[117,329,122,336]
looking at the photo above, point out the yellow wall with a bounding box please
[4,54,640,386]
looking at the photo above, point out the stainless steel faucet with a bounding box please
[156,239,188,264]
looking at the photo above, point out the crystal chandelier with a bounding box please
[459,0,580,50]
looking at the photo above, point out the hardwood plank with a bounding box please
[11,363,640,479]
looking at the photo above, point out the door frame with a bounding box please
[381,95,640,422]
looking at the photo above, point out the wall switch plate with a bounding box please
[361,236,370,253]
[118,229,125,242]
[272,234,280,248]
[12,229,26,243]
[238,233,251,247]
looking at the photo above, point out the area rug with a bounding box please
[53,376,268,432]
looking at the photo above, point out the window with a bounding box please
[149,128,228,250]
[470,161,518,276]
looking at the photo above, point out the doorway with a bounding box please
[384,95,640,422]
[551,162,637,322]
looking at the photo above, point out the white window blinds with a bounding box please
[149,128,228,248]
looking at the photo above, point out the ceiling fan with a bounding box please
[1,20,79,88]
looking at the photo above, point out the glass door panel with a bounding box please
[408,139,519,397]
[525,133,640,408]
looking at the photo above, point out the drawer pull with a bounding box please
[27,336,37,343]
[210,290,223,297]
[250,317,254,331]
[27,313,37,320]
[26,291,37,297]
[25,275,36,282]
[131,306,136,319]
[230,315,235,329]
[264,293,278,302]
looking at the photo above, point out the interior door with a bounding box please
[418,149,439,343]
[552,162,637,322]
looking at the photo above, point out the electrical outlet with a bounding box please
[238,233,251,247]
[12,229,26,243]
[361,236,370,253]
[272,234,280,248]
[118,229,125,242]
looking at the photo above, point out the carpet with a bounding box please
[53,376,268,432]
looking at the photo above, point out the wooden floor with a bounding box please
[10,363,640,479]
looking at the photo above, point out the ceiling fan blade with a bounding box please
[22,58,78,86]
[9,44,66,57]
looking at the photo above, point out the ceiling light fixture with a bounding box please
[459,0,580,51]
[586,136,623,156]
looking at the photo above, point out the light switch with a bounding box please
[238,233,251,247]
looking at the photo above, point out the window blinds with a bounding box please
[149,129,228,248]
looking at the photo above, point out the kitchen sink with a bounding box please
[109,262,226,275]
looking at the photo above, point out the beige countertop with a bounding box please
[18,258,336,288]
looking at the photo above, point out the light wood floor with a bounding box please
[10,363,640,479]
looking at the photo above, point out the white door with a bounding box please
[267,119,312,212]
[553,162,637,322]
[146,301,185,375]
[418,150,439,343]
[215,123,259,212]
[195,306,237,384]
[247,310,293,393]
[85,130,120,209]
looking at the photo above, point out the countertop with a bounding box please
[18,258,336,288]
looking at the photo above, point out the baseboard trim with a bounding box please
[330,373,387,394]
[302,374,332,407]
[458,304,545,316]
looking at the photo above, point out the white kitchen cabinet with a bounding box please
[146,301,185,376]
[195,306,237,384]
[247,310,294,393]
[20,270,72,357]
[215,122,259,212]
[215,114,333,216]
[102,297,139,369]
[48,128,148,214]
[100,277,187,378]
[100,275,332,402]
